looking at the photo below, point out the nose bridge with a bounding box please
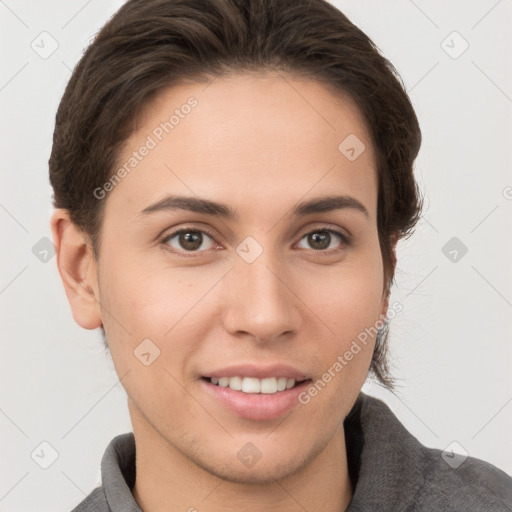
[222,241,299,341]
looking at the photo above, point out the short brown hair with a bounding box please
[49,0,423,389]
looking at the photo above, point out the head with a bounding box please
[50,0,422,484]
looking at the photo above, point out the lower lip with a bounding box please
[200,378,312,421]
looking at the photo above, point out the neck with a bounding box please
[130,405,353,512]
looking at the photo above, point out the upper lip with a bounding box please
[203,363,309,381]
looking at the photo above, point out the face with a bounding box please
[88,72,388,482]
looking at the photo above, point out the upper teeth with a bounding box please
[210,376,296,394]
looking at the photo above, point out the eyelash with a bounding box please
[160,225,351,258]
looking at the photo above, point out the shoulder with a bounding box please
[413,443,512,511]
[347,392,512,511]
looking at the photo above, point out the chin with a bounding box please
[202,456,310,485]
[187,436,322,485]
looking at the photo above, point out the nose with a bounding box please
[221,246,301,344]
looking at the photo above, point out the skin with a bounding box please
[51,71,394,512]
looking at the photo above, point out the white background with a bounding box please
[1,1,511,510]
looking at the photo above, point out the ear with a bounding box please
[379,234,399,319]
[50,209,102,330]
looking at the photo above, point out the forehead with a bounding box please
[104,72,378,222]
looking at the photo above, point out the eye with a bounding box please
[296,229,349,252]
[161,226,350,256]
[162,228,217,253]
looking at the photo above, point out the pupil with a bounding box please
[180,231,202,250]
[309,231,330,250]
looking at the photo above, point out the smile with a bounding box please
[206,376,306,394]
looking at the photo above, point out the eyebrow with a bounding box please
[138,194,369,220]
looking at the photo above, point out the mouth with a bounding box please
[202,375,309,394]
[200,371,313,420]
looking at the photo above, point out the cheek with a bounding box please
[297,245,384,384]
[295,261,384,419]
[304,251,384,338]
[98,262,205,404]
[98,255,229,363]
[100,249,192,329]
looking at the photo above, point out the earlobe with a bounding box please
[379,291,390,323]
[50,209,103,330]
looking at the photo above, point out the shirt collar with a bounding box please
[344,392,426,510]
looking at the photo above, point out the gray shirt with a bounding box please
[70,392,512,511]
